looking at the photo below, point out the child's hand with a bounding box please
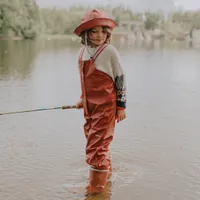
[76,99,83,109]
[116,109,126,123]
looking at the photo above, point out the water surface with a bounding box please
[0,39,200,200]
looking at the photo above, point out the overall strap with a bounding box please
[92,44,108,61]
[78,46,86,61]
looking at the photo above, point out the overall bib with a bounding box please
[79,44,116,191]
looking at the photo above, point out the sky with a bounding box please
[175,0,200,10]
[36,0,200,11]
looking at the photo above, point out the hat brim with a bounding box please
[74,18,117,36]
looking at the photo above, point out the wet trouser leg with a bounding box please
[84,103,116,192]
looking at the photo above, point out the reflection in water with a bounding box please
[68,181,112,200]
[0,38,197,81]
[0,38,198,81]
[0,40,38,79]
[0,39,79,80]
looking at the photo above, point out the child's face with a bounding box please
[88,26,108,47]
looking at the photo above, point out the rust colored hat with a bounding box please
[74,9,117,36]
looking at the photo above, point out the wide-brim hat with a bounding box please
[74,9,117,36]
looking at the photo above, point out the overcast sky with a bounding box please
[35,0,200,11]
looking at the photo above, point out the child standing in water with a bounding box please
[74,9,127,194]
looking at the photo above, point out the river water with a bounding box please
[0,39,200,200]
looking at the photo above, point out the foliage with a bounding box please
[144,12,163,30]
[0,1,200,39]
[172,11,200,29]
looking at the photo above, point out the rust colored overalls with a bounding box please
[79,44,116,171]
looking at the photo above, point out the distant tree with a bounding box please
[0,0,40,38]
[144,12,160,30]
[1,1,200,39]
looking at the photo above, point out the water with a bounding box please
[0,39,200,200]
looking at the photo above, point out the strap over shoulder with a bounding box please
[92,44,108,61]
[78,46,86,61]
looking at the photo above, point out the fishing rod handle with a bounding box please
[61,105,76,110]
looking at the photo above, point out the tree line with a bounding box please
[0,0,200,39]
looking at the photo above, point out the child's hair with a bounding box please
[80,26,111,46]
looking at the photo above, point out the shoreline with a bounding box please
[0,34,80,41]
[0,31,199,44]
[0,35,24,41]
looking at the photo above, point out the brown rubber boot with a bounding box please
[107,162,112,180]
[86,168,109,194]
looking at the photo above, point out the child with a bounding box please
[74,9,126,194]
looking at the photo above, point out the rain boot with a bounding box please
[107,162,112,180]
[86,168,109,194]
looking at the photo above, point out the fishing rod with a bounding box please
[0,105,76,116]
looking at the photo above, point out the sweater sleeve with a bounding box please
[110,46,127,109]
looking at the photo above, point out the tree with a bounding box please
[0,0,41,38]
[144,12,160,30]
